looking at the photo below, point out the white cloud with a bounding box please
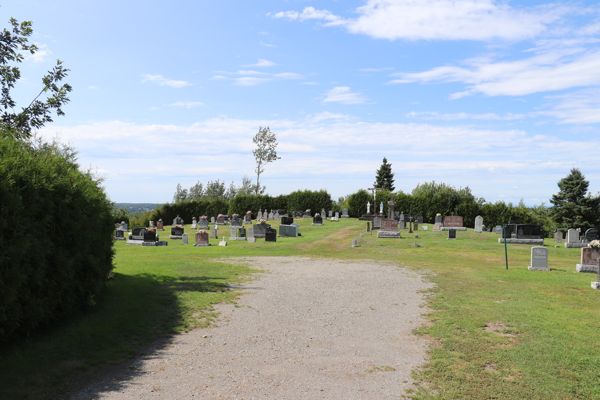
[24,43,51,63]
[323,86,367,104]
[141,74,192,88]
[406,111,525,121]
[169,101,204,109]
[272,1,569,41]
[534,88,600,124]
[244,59,277,67]
[274,72,303,79]
[389,49,600,97]
[233,77,272,86]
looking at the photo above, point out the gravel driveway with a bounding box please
[72,257,434,399]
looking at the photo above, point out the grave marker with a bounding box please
[528,246,549,271]
[194,231,210,246]
[475,216,483,233]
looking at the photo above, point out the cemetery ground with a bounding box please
[1,219,599,399]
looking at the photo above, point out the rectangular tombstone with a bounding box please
[578,247,600,272]
[210,226,218,239]
[231,217,242,227]
[444,216,464,228]
[416,214,424,224]
[516,224,542,239]
[246,226,254,239]
[433,224,441,231]
[247,236,256,243]
[149,221,155,228]
[555,231,564,243]
[157,220,164,230]
[194,231,210,246]
[253,223,269,238]
[312,215,323,225]
[281,216,294,225]
[198,219,209,230]
[495,225,502,234]
[216,215,225,225]
[211,216,216,224]
[132,227,146,241]
[265,227,277,242]
[448,229,457,240]
[567,229,580,243]
[380,219,397,232]
[400,212,405,221]
[413,221,419,231]
[373,217,381,230]
[274,211,280,220]
[119,222,128,231]
[528,246,549,271]
[328,210,332,217]
[435,215,443,225]
[398,221,405,230]
[115,230,125,240]
[366,222,371,232]
[475,216,483,233]
[422,226,428,231]
[182,233,188,244]
[342,208,349,218]
[171,226,184,236]
[244,214,252,224]
[143,230,156,243]
[279,224,299,237]
[229,227,238,239]
[191,219,197,229]
[585,228,599,242]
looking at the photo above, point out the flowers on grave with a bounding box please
[246,210,252,214]
[147,228,156,232]
[200,216,208,219]
[588,240,600,248]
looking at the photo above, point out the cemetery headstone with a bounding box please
[279,223,300,237]
[443,216,464,228]
[416,214,424,224]
[281,216,294,225]
[274,211,280,220]
[247,226,254,240]
[265,227,277,242]
[373,217,381,230]
[555,230,564,243]
[377,219,400,238]
[335,212,340,218]
[210,225,218,239]
[312,215,324,226]
[413,221,419,231]
[115,230,125,240]
[191,217,197,229]
[366,222,371,232]
[585,228,599,242]
[143,229,157,243]
[352,239,358,248]
[131,227,146,241]
[219,238,228,246]
[119,221,128,231]
[434,214,443,225]
[495,225,502,234]
[157,219,164,231]
[172,215,184,226]
[577,247,600,273]
[216,214,226,225]
[528,246,549,271]
[211,216,215,224]
[149,221,156,228]
[387,201,396,220]
[170,226,184,239]
[194,231,210,246]
[398,220,405,230]
[328,210,332,218]
[475,216,483,233]
[182,233,188,244]
[198,218,209,230]
[268,210,274,220]
[253,223,269,238]
[231,215,242,227]
[248,236,256,243]
[244,211,252,224]
[448,229,457,240]
[321,209,326,219]
[303,209,311,218]
[342,208,349,218]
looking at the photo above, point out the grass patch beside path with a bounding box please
[1,218,599,399]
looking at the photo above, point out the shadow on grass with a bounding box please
[0,270,241,400]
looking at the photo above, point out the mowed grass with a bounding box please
[1,218,599,399]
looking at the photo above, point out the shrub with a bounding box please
[347,189,370,217]
[0,138,115,342]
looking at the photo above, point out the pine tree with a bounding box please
[375,157,395,192]
[550,168,598,230]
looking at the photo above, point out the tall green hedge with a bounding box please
[286,189,332,215]
[0,139,115,342]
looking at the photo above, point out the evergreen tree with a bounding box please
[550,168,598,230]
[375,157,395,192]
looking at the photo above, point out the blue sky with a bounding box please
[5,0,600,204]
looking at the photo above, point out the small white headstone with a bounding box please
[528,246,549,271]
[475,216,483,233]
[182,233,188,244]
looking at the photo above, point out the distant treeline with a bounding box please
[113,203,163,213]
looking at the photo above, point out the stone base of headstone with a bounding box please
[141,241,161,247]
[127,240,144,245]
[447,237,457,240]
[194,243,211,247]
[169,235,183,239]
[311,223,324,226]
[498,238,544,245]
[157,229,164,231]
[247,237,256,243]
[115,237,126,240]
[576,264,600,273]
[244,221,252,225]
[564,242,588,248]
[341,215,349,218]
[232,237,247,241]
[592,282,600,289]
[433,224,442,231]
[528,265,550,271]
[440,227,467,231]
[156,241,168,246]
[376,231,401,238]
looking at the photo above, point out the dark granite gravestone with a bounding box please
[366,222,371,232]
[404,214,412,223]
[516,224,543,239]
[171,226,184,236]
[281,216,294,225]
[265,227,277,242]
[157,219,164,231]
[448,229,456,240]
[435,215,442,225]
[198,219,209,230]
[132,227,146,241]
[115,230,125,240]
[416,214,424,224]
[585,228,599,242]
[143,230,157,243]
[194,231,210,246]
[312,215,323,226]
[231,216,242,227]
[373,217,381,230]
[253,223,270,238]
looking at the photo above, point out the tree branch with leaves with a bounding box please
[252,126,280,195]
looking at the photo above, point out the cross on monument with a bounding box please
[367,182,382,215]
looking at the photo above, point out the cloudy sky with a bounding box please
[6,0,600,204]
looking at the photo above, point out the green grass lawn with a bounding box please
[1,219,598,399]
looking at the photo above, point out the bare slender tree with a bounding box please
[252,126,280,194]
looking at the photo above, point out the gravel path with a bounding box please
[73,257,434,400]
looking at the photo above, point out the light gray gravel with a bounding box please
[72,257,434,400]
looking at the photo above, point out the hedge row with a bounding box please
[0,139,115,342]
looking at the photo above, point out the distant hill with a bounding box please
[114,203,164,213]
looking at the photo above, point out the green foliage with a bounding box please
[347,189,370,217]
[151,199,230,225]
[550,168,599,231]
[0,138,115,342]
[0,17,71,139]
[375,157,395,192]
[111,207,129,225]
[252,126,280,194]
[286,189,332,214]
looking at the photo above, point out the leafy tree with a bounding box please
[186,181,204,201]
[375,157,395,192]
[550,168,598,230]
[0,17,72,140]
[204,180,226,200]
[252,126,280,194]
[172,183,188,203]
[237,175,264,196]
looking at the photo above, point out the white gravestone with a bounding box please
[528,246,549,271]
[475,216,483,233]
